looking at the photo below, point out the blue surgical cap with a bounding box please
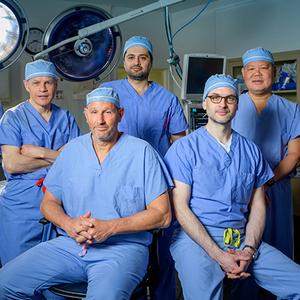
[86,87,120,108]
[242,47,274,66]
[123,36,153,56]
[25,59,58,80]
[203,74,238,100]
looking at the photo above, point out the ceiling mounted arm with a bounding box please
[34,0,183,60]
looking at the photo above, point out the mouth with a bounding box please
[216,110,229,116]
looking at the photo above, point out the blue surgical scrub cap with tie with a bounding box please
[86,87,120,108]
[123,36,153,56]
[203,74,238,100]
[242,47,274,66]
[25,59,58,80]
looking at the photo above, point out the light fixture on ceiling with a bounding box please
[0,0,29,71]
[35,0,184,81]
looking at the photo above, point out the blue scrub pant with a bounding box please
[153,226,176,300]
[0,236,148,300]
[171,229,300,300]
[0,181,46,265]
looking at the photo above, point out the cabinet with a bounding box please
[226,50,300,104]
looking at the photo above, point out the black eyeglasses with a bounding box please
[206,94,238,104]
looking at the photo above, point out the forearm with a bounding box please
[175,205,223,261]
[109,205,171,235]
[40,195,71,231]
[3,152,51,174]
[273,153,300,182]
[244,187,266,249]
[22,144,61,163]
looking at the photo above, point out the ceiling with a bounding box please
[61,0,210,11]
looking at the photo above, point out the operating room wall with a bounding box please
[5,0,300,132]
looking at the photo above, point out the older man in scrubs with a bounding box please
[102,36,188,300]
[0,59,80,266]
[0,87,172,300]
[232,47,300,259]
[164,74,300,300]
[231,47,300,300]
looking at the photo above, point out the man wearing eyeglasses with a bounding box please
[164,74,300,300]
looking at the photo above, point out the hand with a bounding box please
[64,211,94,244]
[87,219,115,243]
[225,249,252,279]
[217,250,241,275]
[21,144,45,159]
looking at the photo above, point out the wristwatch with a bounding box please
[266,177,276,187]
[243,244,259,260]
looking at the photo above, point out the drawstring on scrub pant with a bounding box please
[223,228,241,249]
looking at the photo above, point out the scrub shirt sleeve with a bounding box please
[289,104,300,140]
[44,148,66,201]
[164,140,193,186]
[0,111,22,147]
[168,95,189,134]
[143,145,173,205]
[253,146,274,188]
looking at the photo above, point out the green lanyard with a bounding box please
[223,228,241,248]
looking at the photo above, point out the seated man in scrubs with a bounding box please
[0,59,80,266]
[164,74,300,300]
[101,36,188,300]
[0,87,172,300]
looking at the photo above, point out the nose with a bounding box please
[219,97,228,107]
[97,113,105,124]
[133,57,141,65]
[39,83,47,92]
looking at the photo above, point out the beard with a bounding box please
[126,67,150,81]
[93,126,118,143]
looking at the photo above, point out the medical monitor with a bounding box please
[181,53,226,101]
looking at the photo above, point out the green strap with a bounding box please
[223,228,241,248]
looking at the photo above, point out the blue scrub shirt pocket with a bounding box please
[192,167,225,198]
[234,173,255,206]
[114,185,145,217]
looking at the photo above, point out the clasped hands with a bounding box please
[219,248,254,280]
[65,211,114,245]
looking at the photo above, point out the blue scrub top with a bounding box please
[0,103,4,119]
[44,133,173,246]
[164,127,273,229]
[232,93,300,170]
[0,101,80,181]
[101,79,188,156]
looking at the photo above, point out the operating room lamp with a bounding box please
[36,0,184,81]
[0,0,29,71]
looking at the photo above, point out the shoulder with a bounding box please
[100,79,125,88]
[233,130,262,156]
[1,102,26,122]
[151,82,176,98]
[272,94,299,111]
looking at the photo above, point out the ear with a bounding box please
[23,80,29,93]
[202,100,207,111]
[241,67,245,78]
[118,108,124,119]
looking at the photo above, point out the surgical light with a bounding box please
[0,0,28,70]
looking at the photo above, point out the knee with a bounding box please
[0,271,14,298]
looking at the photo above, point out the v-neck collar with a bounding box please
[123,78,154,98]
[246,92,274,115]
[24,100,54,131]
[88,133,127,170]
